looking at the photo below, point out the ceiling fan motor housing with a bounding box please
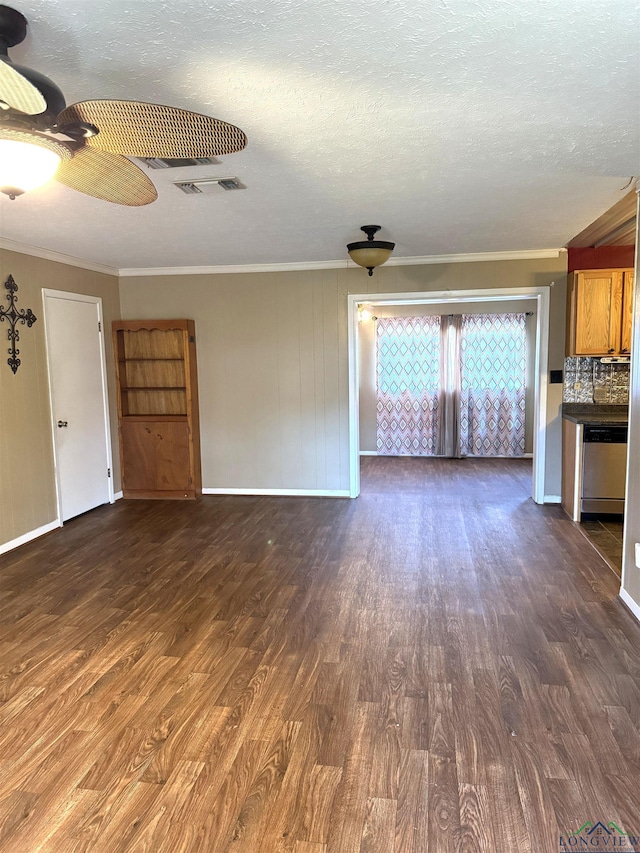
[0,4,27,49]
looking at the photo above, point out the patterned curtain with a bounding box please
[376,316,441,455]
[459,313,526,456]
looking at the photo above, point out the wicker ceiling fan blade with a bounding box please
[0,58,47,114]
[57,99,248,158]
[55,147,157,206]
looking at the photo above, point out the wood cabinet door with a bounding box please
[621,270,634,354]
[574,271,623,355]
[121,420,193,497]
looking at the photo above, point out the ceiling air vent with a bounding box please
[173,177,246,195]
[139,156,221,169]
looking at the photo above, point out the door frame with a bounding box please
[347,286,551,503]
[42,289,115,525]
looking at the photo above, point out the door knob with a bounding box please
[57,420,68,428]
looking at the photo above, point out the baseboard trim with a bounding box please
[544,495,562,504]
[361,452,535,460]
[113,491,124,500]
[0,519,61,555]
[202,487,350,498]
[619,588,640,623]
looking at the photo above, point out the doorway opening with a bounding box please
[347,287,551,503]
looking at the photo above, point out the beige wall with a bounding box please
[0,249,121,548]
[119,256,566,496]
[358,300,537,454]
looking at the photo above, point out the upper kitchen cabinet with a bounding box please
[566,268,634,357]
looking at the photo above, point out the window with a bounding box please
[459,313,527,456]
[376,317,441,455]
[376,313,527,457]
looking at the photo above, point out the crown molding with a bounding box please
[0,238,119,276]
[0,238,564,278]
[118,248,564,278]
[119,259,351,276]
[387,248,564,266]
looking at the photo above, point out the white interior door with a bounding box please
[43,291,112,522]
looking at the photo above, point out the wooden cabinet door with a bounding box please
[120,420,194,497]
[574,270,623,355]
[621,270,634,354]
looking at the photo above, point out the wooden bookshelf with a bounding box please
[113,319,201,499]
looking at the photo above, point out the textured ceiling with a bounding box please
[0,0,638,271]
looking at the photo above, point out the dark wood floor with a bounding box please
[1,457,639,852]
[580,518,624,576]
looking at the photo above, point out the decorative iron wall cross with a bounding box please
[0,275,38,374]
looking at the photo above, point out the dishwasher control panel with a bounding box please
[583,425,628,443]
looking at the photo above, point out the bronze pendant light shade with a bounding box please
[347,225,395,276]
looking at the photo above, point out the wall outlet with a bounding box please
[636,543,640,569]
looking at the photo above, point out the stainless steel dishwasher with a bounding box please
[581,424,628,515]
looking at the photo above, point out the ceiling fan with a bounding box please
[0,4,247,205]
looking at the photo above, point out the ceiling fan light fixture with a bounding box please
[0,128,71,199]
[347,225,395,276]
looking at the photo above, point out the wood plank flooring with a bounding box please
[1,457,639,852]
[580,518,624,575]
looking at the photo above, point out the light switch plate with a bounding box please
[635,543,640,569]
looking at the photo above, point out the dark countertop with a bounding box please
[562,403,628,425]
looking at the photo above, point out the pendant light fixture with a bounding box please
[347,225,395,276]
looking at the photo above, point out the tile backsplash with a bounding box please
[563,357,630,404]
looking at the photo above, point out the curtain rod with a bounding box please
[373,310,535,319]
